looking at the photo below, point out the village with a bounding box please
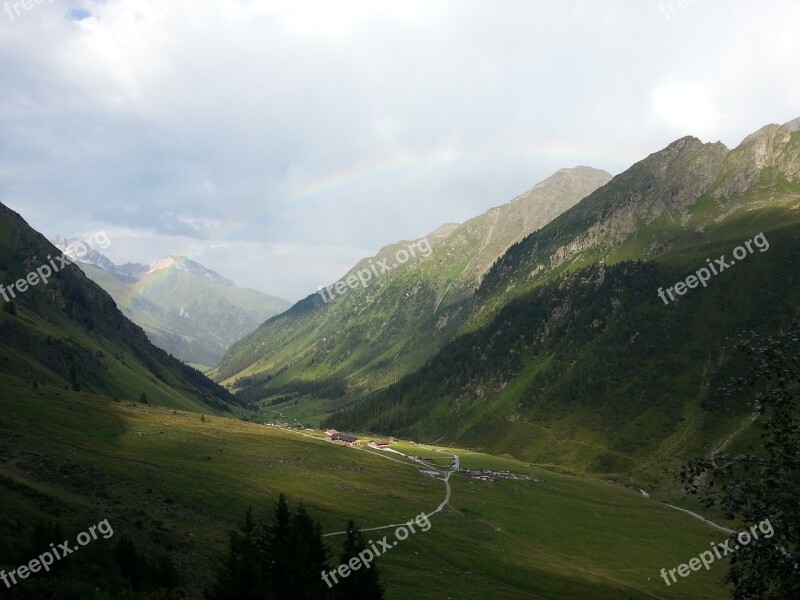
[257,421,549,485]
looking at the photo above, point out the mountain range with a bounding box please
[213,118,800,488]
[51,239,290,368]
[211,166,612,400]
[0,117,797,599]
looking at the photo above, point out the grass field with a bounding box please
[0,376,736,599]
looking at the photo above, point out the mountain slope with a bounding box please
[52,242,291,367]
[476,122,799,312]
[326,120,800,485]
[212,167,611,413]
[0,202,236,412]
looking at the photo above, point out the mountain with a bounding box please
[51,241,291,368]
[326,119,800,486]
[0,202,237,412]
[476,122,800,309]
[211,166,612,409]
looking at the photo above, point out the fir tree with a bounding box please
[333,521,384,600]
[257,493,293,596]
[205,507,264,600]
[289,503,332,600]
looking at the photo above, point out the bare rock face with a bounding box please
[714,122,800,198]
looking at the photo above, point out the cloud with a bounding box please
[651,83,720,139]
[1,0,799,301]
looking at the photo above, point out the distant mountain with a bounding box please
[0,203,236,412]
[327,119,800,486]
[212,166,612,408]
[50,241,291,368]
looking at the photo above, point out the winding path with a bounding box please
[323,449,457,538]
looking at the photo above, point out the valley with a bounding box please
[1,6,798,594]
[1,377,734,599]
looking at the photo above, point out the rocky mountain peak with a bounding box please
[51,235,121,274]
[714,121,800,198]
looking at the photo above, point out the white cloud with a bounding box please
[651,83,720,139]
[1,0,799,302]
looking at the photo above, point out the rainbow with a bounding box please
[116,256,196,315]
[117,139,635,309]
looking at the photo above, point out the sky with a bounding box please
[1,0,799,302]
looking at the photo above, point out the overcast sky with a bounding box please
[1,0,798,302]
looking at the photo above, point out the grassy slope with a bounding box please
[0,202,234,413]
[0,379,734,600]
[0,303,215,412]
[212,169,612,415]
[327,210,800,488]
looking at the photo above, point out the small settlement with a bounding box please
[459,468,547,484]
[275,425,548,486]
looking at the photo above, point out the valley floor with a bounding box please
[0,378,736,599]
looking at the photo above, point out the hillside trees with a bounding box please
[681,322,800,599]
[207,494,383,599]
[332,521,384,600]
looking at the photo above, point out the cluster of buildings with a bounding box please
[263,421,307,430]
[324,429,397,448]
[327,430,359,446]
[459,468,547,484]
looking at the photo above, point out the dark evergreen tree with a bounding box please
[207,494,344,599]
[114,536,144,591]
[113,535,181,594]
[332,521,384,600]
[289,503,332,600]
[257,493,292,596]
[205,507,264,600]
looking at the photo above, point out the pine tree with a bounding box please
[208,495,338,599]
[257,493,293,597]
[205,507,265,600]
[333,521,384,600]
[289,503,332,600]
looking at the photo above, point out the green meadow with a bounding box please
[1,377,733,599]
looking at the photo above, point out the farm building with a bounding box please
[331,434,359,446]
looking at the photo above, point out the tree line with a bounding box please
[205,493,384,600]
